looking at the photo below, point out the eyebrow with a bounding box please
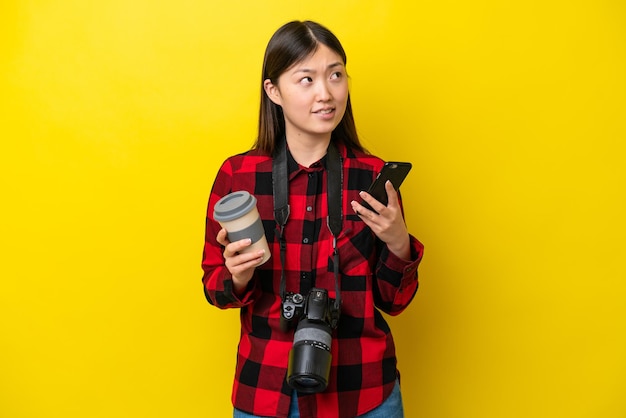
[293,62,344,74]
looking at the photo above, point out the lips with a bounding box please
[313,107,335,114]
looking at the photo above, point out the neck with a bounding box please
[285,134,331,167]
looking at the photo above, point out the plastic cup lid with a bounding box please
[213,191,257,222]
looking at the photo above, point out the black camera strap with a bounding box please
[273,137,342,324]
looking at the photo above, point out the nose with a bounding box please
[316,80,332,102]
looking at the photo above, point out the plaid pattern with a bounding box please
[202,142,424,418]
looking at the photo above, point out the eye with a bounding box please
[330,71,343,80]
[300,76,313,85]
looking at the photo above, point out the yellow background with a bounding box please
[1,1,625,417]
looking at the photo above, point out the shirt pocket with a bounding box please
[334,216,378,337]
[337,215,375,278]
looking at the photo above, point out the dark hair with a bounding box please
[254,20,365,155]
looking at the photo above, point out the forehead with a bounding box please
[289,44,345,72]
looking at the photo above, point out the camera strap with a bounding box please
[273,137,343,324]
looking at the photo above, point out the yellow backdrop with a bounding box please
[1,1,625,417]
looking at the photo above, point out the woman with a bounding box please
[202,20,424,418]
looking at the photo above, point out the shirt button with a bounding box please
[306,206,313,212]
[303,238,309,244]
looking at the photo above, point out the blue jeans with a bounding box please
[233,380,404,418]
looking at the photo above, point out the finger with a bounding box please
[239,252,266,268]
[351,201,384,228]
[216,228,230,246]
[384,180,399,207]
[223,238,252,258]
[351,199,372,217]
[358,191,385,214]
[227,250,266,271]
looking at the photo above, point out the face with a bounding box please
[264,44,349,142]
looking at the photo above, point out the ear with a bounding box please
[263,79,282,106]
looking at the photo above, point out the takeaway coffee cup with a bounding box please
[213,191,271,265]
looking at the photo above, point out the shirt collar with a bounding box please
[286,147,329,179]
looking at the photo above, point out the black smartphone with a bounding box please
[362,162,412,212]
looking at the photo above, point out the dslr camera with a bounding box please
[280,288,340,393]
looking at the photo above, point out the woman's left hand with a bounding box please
[351,180,411,260]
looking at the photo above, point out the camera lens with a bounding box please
[294,377,319,388]
[286,319,332,393]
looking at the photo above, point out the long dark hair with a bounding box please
[254,20,365,155]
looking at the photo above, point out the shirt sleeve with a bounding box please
[201,159,260,309]
[373,234,424,315]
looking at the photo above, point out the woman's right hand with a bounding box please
[216,228,266,295]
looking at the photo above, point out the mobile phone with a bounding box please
[362,162,412,212]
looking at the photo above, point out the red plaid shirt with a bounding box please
[201,142,424,418]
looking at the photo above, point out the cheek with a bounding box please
[335,84,349,104]
[279,96,303,114]
[284,92,307,107]
[337,93,349,114]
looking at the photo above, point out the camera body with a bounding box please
[280,288,341,393]
[280,288,340,331]
[280,292,305,329]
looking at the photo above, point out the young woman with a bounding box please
[202,20,424,418]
